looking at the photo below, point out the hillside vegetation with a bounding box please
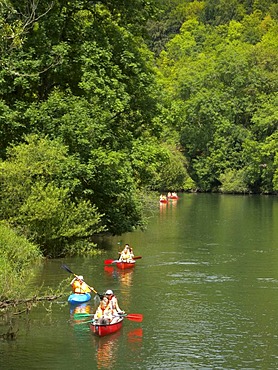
[0,0,277,257]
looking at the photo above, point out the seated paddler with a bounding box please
[70,275,91,294]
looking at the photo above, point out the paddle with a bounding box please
[117,253,142,260]
[61,264,103,298]
[104,256,142,265]
[104,259,118,265]
[74,312,143,322]
[76,319,95,325]
[120,313,143,322]
[74,313,94,319]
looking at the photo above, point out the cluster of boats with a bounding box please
[159,192,179,203]
[62,255,143,337]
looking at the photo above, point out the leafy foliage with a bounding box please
[0,222,42,300]
[157,4,278,193]
[0,0,188,257]
[0,135,105,256]
[1,0,278,261]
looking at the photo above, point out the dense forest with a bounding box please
[0,0,278,262]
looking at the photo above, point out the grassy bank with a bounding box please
[0,223,43,300]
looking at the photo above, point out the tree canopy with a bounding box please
[156,1,278,193]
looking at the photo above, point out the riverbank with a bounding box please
[0,223,43,300]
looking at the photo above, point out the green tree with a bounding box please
[157,10,278,193]
[0,135,105,256]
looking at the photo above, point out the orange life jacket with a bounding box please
[72,280,90,294]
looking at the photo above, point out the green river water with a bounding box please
[1,193,278,369]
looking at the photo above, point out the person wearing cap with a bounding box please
[119,244,134,263]
[105,289,125,316]
[70,275,91,294]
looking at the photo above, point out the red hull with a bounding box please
[168,196,178,200]
[90,318,124,337]
[116,261,136,269]
[159,199,168,203]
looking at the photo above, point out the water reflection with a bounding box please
[117,269,134,288]
[92,326,143,369]
[104,265,117,278]
[169,199,178,206]
[70,302,92,318]
[127,327,143,343]
[93,331,121,369]
[104,266,134,288]
[69,301,99,332]
[159,198,178,215]
[159,201,167,213]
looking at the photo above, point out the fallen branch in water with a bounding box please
[0,294,64,341]
[0,294,62,310]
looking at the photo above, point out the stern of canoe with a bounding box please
[68,292,91,304]
[90,318,124,336]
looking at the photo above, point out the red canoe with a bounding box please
[159,199,168,203]
[116,261,136,269]
[90,317,124,337]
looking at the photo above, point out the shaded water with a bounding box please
[1,194,278,369]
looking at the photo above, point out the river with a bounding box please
[1,193,278,369]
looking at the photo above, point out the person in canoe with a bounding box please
[119,244,134,263]
[160,194,168,203]
[129,246,134,259]
[105,289,125,317]
[94,297,113,324]
[70,275,91,294]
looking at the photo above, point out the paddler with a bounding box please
[94,297,112,324]
[119,244,134,263]
[70,275,91,294]
[105,289,125,316]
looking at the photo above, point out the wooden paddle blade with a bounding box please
[125,314,143,322]
[104,259,118,265]
[133,256,142,260]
